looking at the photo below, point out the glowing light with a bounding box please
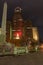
[34,35,38,41]
[13,30,22,39]
[16,33,20,39]
[32,27,39,41]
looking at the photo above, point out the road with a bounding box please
[0,52,43,65]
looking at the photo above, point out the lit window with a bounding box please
[18,19,23,21]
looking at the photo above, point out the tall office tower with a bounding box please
[12,7,24,30]
[11,7,34,45]
[1,2,7,43]
[24,19,33,41]
[12,7,24,36]
[12,7,24,42]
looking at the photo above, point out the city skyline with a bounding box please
[0,0,43,42]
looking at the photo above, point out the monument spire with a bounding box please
[1,1,7,43]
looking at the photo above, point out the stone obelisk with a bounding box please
[1,2,7,43]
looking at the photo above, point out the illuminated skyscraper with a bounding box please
[6,7,39,45]
[12,7,24,43]
[12,7,24,30]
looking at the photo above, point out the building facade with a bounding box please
[6,7,39,46]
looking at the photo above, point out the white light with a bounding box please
[16,33,20,39]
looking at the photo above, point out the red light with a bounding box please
[13,31,22,37]
[18,31,22,36]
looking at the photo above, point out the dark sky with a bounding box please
[0,0,43,42]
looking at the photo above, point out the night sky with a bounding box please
[0,0,43,42]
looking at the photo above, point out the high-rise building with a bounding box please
[6,7,39,45]
[12,7,24,30]
[24,19,33,40]
[11,7,24,45]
